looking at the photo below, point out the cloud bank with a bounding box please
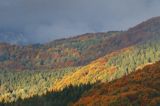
[0,0,160,43]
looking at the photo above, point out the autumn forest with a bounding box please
[0,17,160,106]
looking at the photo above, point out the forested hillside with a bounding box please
[0,17,160,106]
[1,30,160,104]
[0,67,78,103]
[73,61,160,106]
[1,17,160,71]
[52,34,160,91]
[2,50,160,106]
[0,32,120,70]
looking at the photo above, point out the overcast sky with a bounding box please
[0,0,160,43]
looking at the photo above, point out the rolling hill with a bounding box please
[0,16,160,70]
[0,16,160,105]
[2,56,160,106]
[0,32,121,70]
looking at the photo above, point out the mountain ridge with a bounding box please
[1,16,160,70]
[1,16,160,105]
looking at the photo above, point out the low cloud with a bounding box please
[0,0,160,43]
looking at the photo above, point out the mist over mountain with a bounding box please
[0,1,160,106]
[0,16,160,70]
[1,17,160,106]
[0,0,160,43]
[0,32,28,45]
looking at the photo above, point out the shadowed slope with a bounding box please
[1,83,93,106]
[73,61,160,106]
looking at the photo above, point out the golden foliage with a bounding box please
[73,61,160,106]
[51,47,132,91]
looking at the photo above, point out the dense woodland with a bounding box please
[1,34,160,104]
[51,35,160,91]
[0,67,78,103]
[0,32,120,70]
[106,34,160,79]
[73,61,160,106]
[1,84,93,106]
[0,17,160,106]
